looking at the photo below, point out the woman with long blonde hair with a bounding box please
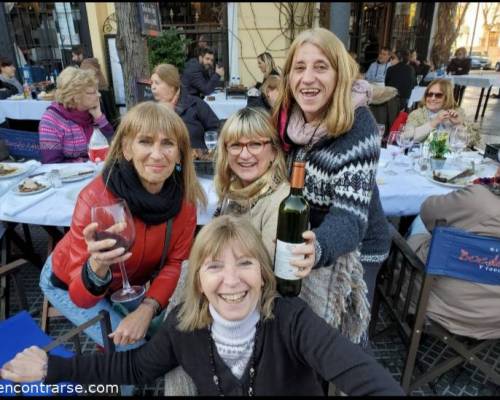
[37,101,205,354]
[273,27,390,346]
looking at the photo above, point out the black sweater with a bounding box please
[385,62,416,100]
[181,58,221,98]
[46,297,404,396]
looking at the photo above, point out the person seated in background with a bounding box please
[1,215,404,396]
[38,67,114,163]
[255,52,280,90]
[247,74,281,112]
[403,78,481,147]
[181,47,224,98]
[151,63,220,149]
[0,57,22,97]
[408,49,430,84]
[71,45,85,67]
[364,46,391,84]
[385,49,416,110]
[447,47,471,103]
[80,58,118,125]
[36,101,205,352]
[406,165,500,340]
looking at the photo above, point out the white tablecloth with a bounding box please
[450,74,500,89]
[0,99,51,121]
[204,91,246,120]
[0,149,496,227]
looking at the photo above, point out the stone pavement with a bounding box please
[5,223,500,396]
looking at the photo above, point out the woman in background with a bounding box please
[255,52,280,90]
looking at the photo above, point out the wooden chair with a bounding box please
[370,225,500,394]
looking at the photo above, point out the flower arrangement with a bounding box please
[428,130,450,160]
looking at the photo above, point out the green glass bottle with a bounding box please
[274,161,310,297]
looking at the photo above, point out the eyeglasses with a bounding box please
[227,140,271,155]
[425,92,444,99]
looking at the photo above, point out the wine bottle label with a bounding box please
[274,239,304,280]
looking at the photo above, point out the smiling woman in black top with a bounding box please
[1,216,403,396]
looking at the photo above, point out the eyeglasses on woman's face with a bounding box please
[226,140,271,156]
[425,91,444,99]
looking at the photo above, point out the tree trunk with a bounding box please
[115,3,150,108]
[430,3,470,68]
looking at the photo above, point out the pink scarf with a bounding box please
[284,79,373,147]
[49,102,95,141]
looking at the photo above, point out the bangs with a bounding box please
[222,108,275,145]
[122,103,185,142]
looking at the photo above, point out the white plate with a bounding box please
[425,169,476,188]
[59,168,95,183]
[12,177,50,196]
[0,163,26,180]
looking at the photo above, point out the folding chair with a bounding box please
[0,127,41,161]
[0,310,114,395]
[370,225,500,394]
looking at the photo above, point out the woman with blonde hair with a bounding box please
[37,101,205,352]
[247,74,282,112]
[151,63,219,149]
[2,215,403,396]
[403,78,480,147]
[273,27,390,346]
[256,52,280,90]
[38,66,114,163]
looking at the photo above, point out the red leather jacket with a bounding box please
[51,176,197,309]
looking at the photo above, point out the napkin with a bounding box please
[4,188,56,217]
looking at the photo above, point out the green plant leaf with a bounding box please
[147,28,192,73]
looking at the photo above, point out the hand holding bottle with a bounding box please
[289,230,316,278]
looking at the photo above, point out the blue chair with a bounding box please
[0,128,41,161]
[0,310,114,396]
[370,225,500,394]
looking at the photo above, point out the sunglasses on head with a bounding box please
[425,92,444,99]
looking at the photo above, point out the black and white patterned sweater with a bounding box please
[286,106,391,269]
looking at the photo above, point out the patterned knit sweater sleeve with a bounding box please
[306,106,380,268]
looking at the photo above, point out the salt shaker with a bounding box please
[49,169,62,188]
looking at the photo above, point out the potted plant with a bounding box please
[147,28,192,72]
[428,130,449,170]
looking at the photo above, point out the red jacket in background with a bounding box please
[51,175,197,309]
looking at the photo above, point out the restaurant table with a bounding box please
[204,91,246,120]
[0,99,51,121]
[407,86,426,110]
[0,149,496,228]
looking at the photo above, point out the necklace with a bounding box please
[207,321,261,396]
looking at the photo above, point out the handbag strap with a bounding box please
[159,218,174,269]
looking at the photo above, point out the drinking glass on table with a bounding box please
[406,143,422,173]
[219,196,252,218]
[384,144,401,176]
[204,131,218,152]
[91,199,145,311]
[395,131,414,166]
[376,124,386,145]
[448,126,468,164]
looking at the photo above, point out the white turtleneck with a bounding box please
[208,304,260,379]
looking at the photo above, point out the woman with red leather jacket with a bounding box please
[39,101,206,350]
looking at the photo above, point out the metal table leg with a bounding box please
[481,86,493,118]
[474,88,485,121]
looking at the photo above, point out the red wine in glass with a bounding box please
[88,145,109,163]
[91,200,145,306]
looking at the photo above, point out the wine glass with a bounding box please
[384,144,400,176]
[376,124,386,146]
[91,199,145,310]
[395,133,414,166]
[448,126,468,165]
[219,196,252,218]
[204,131,218,152]
[406,143,422,173]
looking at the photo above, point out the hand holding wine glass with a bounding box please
[90,200,145,308]
[204,130,218,152]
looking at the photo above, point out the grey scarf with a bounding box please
[299,250,371,344]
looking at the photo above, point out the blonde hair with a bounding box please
[214,107,288,200]
[257,52,279,78]
[261,74,282,97]
[177,215,277,331]
[104,101,206,208]
[419,78,457,110]
[152,63,181,91]
[272,27,359,138]
[80,58,108,91]
[55,67,98,109]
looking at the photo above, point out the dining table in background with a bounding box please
[1,148,496,230]
[0,99,52,122]
[204,91,246,120]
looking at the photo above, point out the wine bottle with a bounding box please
[274,161,310,297]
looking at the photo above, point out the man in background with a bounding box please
[71,45,84,67]
[365,46,391,84]
[0,57,22,98]
[181,47,224,98]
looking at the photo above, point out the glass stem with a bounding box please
[118,261,133,293]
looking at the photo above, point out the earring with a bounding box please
[175,163,182,172]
